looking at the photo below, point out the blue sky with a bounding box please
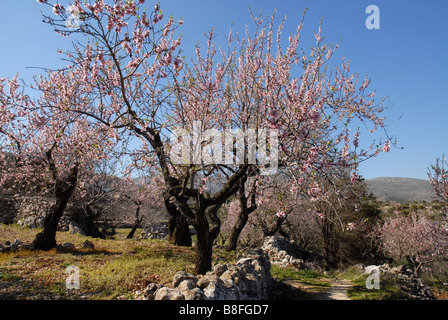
[0,1,447,180]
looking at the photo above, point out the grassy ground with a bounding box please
[0,224,238,300]
[2,223,447,300]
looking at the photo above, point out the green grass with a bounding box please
[333,266,408,300]
[347,274,408,300]
[3,224,445,300]
[271,265,332,299]
[271,265,330,285]
[0,223,241,300]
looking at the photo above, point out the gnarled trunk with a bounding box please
[226,211,249,251]
[144,130,247,275]
[165,198,192,246]
[194,214,213,275]
[226,179,257,251]
[193,204,222,275]
[32,165,79,250]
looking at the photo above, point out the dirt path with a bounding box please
[317,280,352,300]
[283,279,352,300]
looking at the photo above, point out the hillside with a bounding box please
[365,177,438,203]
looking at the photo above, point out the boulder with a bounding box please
[82,240,95,250]
[203,279,239,300]
[172,271,198,288]
[56,242,75,252]
[154,287,185,300]
[143,283,162,300]
[197,272,220,290]
[213,263,228,277]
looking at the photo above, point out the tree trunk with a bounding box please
[226,177,257,251]
[127,204,142,239]
[32,165,79,250]
[70,205,105,239]
[193,211,213,275]
[226,214,248,251]
[165,198,192,246]
[126,223,139,239]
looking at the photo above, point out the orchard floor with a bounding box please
[1,223,448,300]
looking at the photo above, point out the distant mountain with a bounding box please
[364,177,438,203]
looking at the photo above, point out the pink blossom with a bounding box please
[106,18,114,31]
[140,12,150,27]
[289,185,298,194]
[383,140,390,153]
[378,211,448,272]
[276,210,287,219]
[353,130,360,148]
[163,18,174,37]
[153,13,164,25]
[52,4,64,15]
[307,182,321,199]
[173,57,183,73]
[126,58,140,70]
[121,41,132,54]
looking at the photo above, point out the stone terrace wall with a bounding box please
[0,195,54,227]
[143,249,272,300]
[0,195,74,230]
[0,196,18,224]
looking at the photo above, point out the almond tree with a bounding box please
[0,72,115,250]
[374,159,448,275]
[43,0,193,247]
[201,10,392,251]
[378,211,448,274]
[34,1,391,274]
[34,0,220,273]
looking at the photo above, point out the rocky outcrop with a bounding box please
[143,249,272,300]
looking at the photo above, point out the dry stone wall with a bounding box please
[0,194,77,231]
[143,249,272,300]
[0,196,17,224]
[364,263,436,300]
[0,195,54,227]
